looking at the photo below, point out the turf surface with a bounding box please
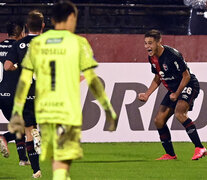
[0,142,206,180]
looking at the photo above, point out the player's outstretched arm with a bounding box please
[8,68,33,139]
[83,69,117,131]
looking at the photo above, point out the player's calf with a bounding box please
[0,136,9,158]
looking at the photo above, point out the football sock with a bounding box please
[183,118,203,148]
[15,136,28,161]
[53,169,67,180]
[158,125,175,156]
[26,141,40,173]
[66,176,71,180]
[3,132,16,142]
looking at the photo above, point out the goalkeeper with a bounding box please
[8,0,117,180]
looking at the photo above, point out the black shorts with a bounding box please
[161,80,200,111]
[23,99,37,127]
[0,97,14,120]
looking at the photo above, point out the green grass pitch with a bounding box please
[0,142,206,180]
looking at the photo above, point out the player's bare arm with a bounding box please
[138,74,161,102]
[170,70,190,102]
[83,68,117,131]
[4,60,17,71]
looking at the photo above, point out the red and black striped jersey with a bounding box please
[149,45,198,92]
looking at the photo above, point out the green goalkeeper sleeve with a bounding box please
[83,68,117,120]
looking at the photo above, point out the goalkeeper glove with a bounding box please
[104,100,117,132]
[8,113,25,139]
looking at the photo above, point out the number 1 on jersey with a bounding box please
[50,61,56,91]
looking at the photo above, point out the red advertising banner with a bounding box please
[1,33,207,62]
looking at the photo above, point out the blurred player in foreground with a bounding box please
[8,0,117,180]
[0,21,30,165]
[184,0,207,35]
[138,29,206,160]
[5,10,44,178]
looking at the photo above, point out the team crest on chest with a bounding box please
[163,64,168,71]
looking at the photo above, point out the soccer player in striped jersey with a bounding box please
[8,1,117,180]
[138,29,206,160]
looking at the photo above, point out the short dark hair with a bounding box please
[6,21,24,37]
[27,10,44,32]
[51,0,77,23]
[145,29,162,42]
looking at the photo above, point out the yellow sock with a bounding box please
[53,169,67,180]
[66,176,71,180]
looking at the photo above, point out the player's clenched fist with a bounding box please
[138,93,149,102]
[169,92,178,102]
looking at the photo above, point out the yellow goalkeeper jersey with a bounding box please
[21,30,98,125]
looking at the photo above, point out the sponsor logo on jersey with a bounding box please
[0,44,12,48]
[46,38,63,44]
[19,43,29,49]
[0,93,10,96]
[159,71,175,81]
[19,43,26,49]
[40,101,64,107]
[182,94,188,99]
[0,51,7,56]
[27,96,35,100]
[162,76,175,81]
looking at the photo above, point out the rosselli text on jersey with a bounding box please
[41,48,66,55]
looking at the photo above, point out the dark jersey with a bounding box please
[7,35,37,97]
[149,45,198,92]
[190,9,207,35]
[0,39,21,97]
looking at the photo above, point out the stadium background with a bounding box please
[0,0,207,142]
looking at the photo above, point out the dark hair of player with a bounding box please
[51,0,78,23]
[27,10,44,32]
[145,29,162,42]
[6,21,24,38]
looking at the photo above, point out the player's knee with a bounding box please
[25,127,33,141]
[26,133,33,141]
[174,111,184,122]
[154,117,165,129]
